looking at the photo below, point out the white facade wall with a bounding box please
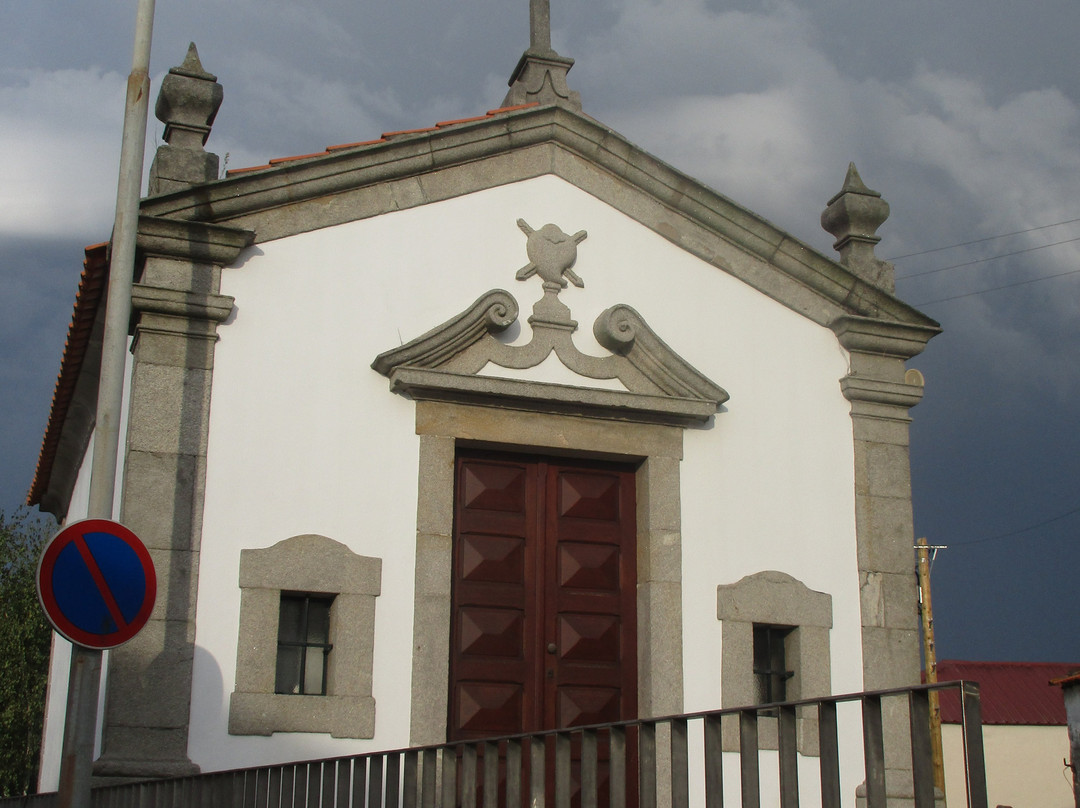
[184,176,863,771]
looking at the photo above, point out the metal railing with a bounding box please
[5,681,987,808]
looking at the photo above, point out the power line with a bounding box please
[911,266,1080,307]
[896,235,1080,280]
[888,216,1080,261]
[948,504,1080,548]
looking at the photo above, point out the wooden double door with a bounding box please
[449,451,638,741]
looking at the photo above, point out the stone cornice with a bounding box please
[830,315,941,361]
[131,284,235,323]
[137,215,254,264]
[138,105,939,330]
[386,367,718,427]
[840,376,925,410]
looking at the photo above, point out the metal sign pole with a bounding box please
[55,1,156,806]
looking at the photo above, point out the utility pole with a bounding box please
[55,2,156,807]
[916,537,947,798]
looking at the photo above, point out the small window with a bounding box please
[275,594,334,695]
[753,624,794,704]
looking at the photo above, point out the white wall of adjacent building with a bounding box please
[943,722,1073,808]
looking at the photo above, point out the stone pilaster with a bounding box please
[92,216,252,781]
[832,315,940,806]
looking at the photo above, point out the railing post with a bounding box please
[335,760,350,808]
[961,683,989,808]
[817,702,841,808]
[506,739,523,808]
[609,726,626,808]
[482,742,498,808]
[441,747,458,808]
[703,715,724,808]
[353,758,368,808]
[529,737,545,808]
[420,748,436,808]
[738,710,760,808]
[777,706,798,808]
[861,696,886,808]
[581,730,598,808]
[280,765,295,808]
[320,761,335,808]
[639,722,657,808]
[909,689,936,808]
[403,750,419,808]
[386,752,401,808]
[671,718,689,808]
[462,744,478,808]
[555,733,571,808]
[369,755,385,808]
[269,766,283,808]
[307,763,320,808]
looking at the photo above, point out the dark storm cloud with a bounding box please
[2,0,1077,662]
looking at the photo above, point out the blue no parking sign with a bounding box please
[37,519,157,649]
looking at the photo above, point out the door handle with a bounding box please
[547,642,557,654]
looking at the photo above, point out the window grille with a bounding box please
[752,624,794,705]
[275,594,333,695]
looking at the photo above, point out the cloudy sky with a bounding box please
[2,0,1078,665]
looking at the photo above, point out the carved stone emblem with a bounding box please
[515,219,587,328]
[515,219,587,288]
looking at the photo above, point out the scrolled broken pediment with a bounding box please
[371,220,728,427]
[370,290,517,377]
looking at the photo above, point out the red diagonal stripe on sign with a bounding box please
[73,534,129,630]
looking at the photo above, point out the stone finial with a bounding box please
[821,163,895,292]
[148,43,223,196]
[502,0,582,111]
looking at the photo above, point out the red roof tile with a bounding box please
[436,114,489,128]
[28,243,109,507]
[380,126,438,138]
[269,151,332,165]
[325,139,384,152]
[487,103,538,115]
[935,660,1080,725]
[224,102,539,177]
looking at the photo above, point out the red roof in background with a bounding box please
[935,660,1080,725]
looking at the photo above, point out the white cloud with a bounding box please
[0,68,129,240]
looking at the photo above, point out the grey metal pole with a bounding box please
[56,1,156,806]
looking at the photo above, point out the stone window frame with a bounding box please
[716,570,833,754]
[408,400,686,746]
[229,534,381,738]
